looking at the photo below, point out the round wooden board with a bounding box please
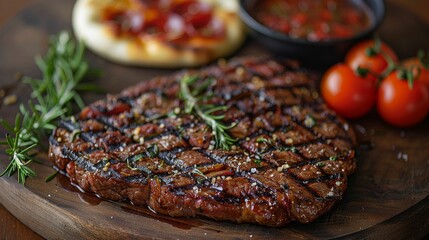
[1,0,429,239]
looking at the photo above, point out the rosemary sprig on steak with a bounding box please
[0,32,95,185]
[179,75,237,150]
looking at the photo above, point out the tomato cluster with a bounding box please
[321,40,429,127]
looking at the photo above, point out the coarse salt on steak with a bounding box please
[49,56,356,226]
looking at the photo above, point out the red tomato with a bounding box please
[402,58,429,91]
[377,72,429,127]
[321,63,377,119]
[346,40,398,76]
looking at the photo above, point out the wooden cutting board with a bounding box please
[0,0,428,239]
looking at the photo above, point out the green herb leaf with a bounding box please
[45,171,58,182]
[0,31,95,185]
[147,144,159,158]
[179,75,237,150]
[256,137,272,145]
[303,115,316,128]
[191,167,208,184]
[283,146,297,153]
[316,162,325,167]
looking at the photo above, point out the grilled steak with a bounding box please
[49,57,356,226]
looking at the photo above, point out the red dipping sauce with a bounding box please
[253,0,373,41]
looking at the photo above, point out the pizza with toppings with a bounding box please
[72,0,245,67]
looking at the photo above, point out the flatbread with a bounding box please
[72,0,245,67]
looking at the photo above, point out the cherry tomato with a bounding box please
[377,71,429,127]
[346,39,398,76]
[402,57,429,91]
[321,63,377,119]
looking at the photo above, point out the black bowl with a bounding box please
[239,0,385,67]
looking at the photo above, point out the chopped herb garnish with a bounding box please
[147,144,159,158]
[126,145,159,171]
[146,113,169,122]
[191,167,208,184]
[175,125,185,138]
[70,129,81,141]
[303,115,316,128]
[316,162,325,167]
[329,156,338,161]
[256,137,272,145]
[153,175,162,183]
[130,154,144,162]
[158,160,164,168]
[283,146,297,153]
[191,168,207,178]
[126,158,139,171]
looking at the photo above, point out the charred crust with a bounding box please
[49,56,356,226]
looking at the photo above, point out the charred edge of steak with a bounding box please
[48,56,357,227]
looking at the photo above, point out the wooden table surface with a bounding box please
[0,0,428,239]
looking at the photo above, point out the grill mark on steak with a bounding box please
[49,56,356,226]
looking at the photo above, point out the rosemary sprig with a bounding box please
[191,167,208,184]
[256,136,274,145]
[25,31,90,119]
[0,114,37,185]
[191,167,207,179]
[146,144,159,158]
[179,75,237,150]
[0,31,95,184]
